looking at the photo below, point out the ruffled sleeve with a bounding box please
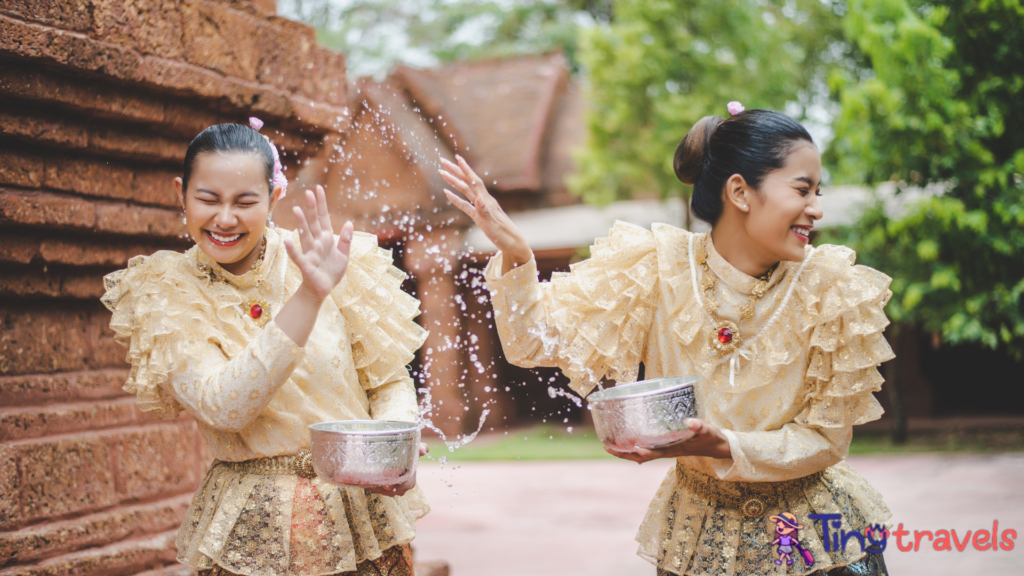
[101,251,305,431]
[484,221,660,396]
[713,245,895,482]
[332,232,427,422]
[797,244,895,428]
[102,256,185,420]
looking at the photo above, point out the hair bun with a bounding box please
[674,115,724,185]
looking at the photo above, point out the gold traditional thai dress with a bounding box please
[484,222,894,576]
[102,227,429,576]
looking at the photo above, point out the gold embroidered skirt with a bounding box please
[637,461,891,576]
[200,544,415,576]
[177,456,429,576]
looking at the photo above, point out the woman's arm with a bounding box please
[443,157,659,397]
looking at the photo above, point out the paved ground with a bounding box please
[412,454,1024,576]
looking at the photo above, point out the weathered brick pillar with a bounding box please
[0,1,348,573]
[404,229,469,437]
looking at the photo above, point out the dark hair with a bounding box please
[181,123,275,195]
[674,109,814,224]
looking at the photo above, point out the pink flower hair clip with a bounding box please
[727,101,745,116]
[249,117,288,199]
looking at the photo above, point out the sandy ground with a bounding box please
[412,454,1024,576]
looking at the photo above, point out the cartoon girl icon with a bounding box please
[770,512,814,567]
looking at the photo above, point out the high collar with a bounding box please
[192,227,283,289]
[705,233,788,295]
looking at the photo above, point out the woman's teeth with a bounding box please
[209,231,242,242]
[791,227,809,238]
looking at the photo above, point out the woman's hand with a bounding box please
[606,418,733,464]
[439,155,532,274]
[283,185,354,301]
[367,442,428,497]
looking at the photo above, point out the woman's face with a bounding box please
[744,142,823,263]
[175,152,279,274]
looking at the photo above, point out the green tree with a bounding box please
[279,0,609,78]
[568,0,845,210]
[826,0,1024,359]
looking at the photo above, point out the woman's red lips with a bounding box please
[791,226,811,243]
[204,230,245,247]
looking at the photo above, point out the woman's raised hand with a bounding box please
[439,156,532,274]
[283,185,354,301]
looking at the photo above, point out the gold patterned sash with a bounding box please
[221,451,315,477]
[675,464,824,518]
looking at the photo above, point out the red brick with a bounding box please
[0,13,348,133]
[35,236,182,267]
[0,106,187,164]
[15,434,118,525]
[0,148,44,189]
[0,370,130,408]
[94,204,185,238]
[0,110,87,151]
[0,191,96,230]
[0,444,19,532]
[0,398,141,442]
[90,0,187,61]
[44,158,178,206]
[0,303,125,376]
[0,494,190,567]
[0,0,93,32]
[0,529,178,576]
[0,268,105,300]
[180,1,259,81]
[112,423,201,500]
[0,234,40,265]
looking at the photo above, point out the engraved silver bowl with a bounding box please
[308,420,420,487]
[588,376,698,452]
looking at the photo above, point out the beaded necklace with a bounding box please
[688,232,816,386]
[196,236,272,327]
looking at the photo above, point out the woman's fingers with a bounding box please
[444,189,476,217]
[454,154,483,190]
[292,206,315,253]
[303,189,322,239]
[282,235,305,268]
[439,168,475,200]
[315,185,334,238]
[335,221,354,259]
[439,157,467,180]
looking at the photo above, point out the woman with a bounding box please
[103,121,428,576]
[441,106,893,575]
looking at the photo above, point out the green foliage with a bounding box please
[568,0,843,206]
[827,0,1024,357]
[279,0,607,77]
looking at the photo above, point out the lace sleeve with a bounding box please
[484,221,660,396]
[332,233,426,421]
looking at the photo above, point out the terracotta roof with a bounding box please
[287,78,468,239]
[394,52,571,193]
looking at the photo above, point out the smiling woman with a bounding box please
[442,105,896,576]
[101,122,431,575]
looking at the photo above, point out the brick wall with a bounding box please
[0,1,349,573]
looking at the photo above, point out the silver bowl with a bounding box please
[308,420,420,487]
[588,376,698,452]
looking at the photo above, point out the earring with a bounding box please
[267,215,276,228]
